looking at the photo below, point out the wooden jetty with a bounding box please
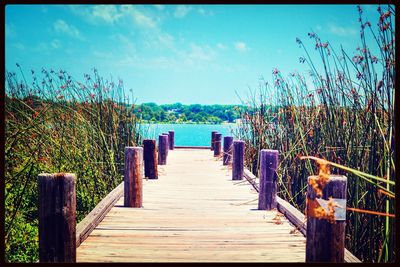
[38,134,361,263]
[77,148,306,262]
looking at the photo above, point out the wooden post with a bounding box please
[124,147,143,207]
[161,133,169,156]
[258,149,279,210]
[223,136,233,165]
[211,131,217,150]
[213,133,222,157]
[168,130,175,150]
[143,139,158,179]
[232,140,245,180]
[158,135,168,165]
[38,173,76,263]
[306,175,347,262]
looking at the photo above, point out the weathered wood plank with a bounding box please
[168,130,175,150]
[223,136,233,165]
[213,133,222,157]
[124,147,143,208]
[39,173,76,263]
[306,175,347,262]
[77,149,359,263]
[158,135,168,165]
[258,149,278,210]
[232,140,244,180]
[76,182,124,247]
[143,139,158,179]
[211,131,218,151]
[243,168,360,263]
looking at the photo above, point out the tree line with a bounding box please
[133,102,242,124]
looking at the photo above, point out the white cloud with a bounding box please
[33,40,61,52]
[197,7,214,16]
[53,19,84,40]
[14,42,25,50]
[187,44,215,61]
[51,39,61,49]
[106,34,138,67]
[234,41,248,52]
[111,33,136,53]
[69,5,158,29]
[121,5,157,28]
[91,5,122,24]
[328,23,357,37]
[216,43,226,49]
[5,24,16,38]
[93,50,113,59]
[68,6,90,20]
[140,29,176,51]
[154,5,165,11]
[35,42,49,52]
[174,5,192,18]
[157,32,175,47]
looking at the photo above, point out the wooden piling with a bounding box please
[214,133,222,157]
[143,139,158,179]
[211,131,217,150]
[38,173,76,263]
[306,175,347,262]
[124,147,143,208]
[232,140,245,180]
[258,149,279,210]
[223,136,233,165]
[168,131,175,150]
[158,135,168,165]
[161,133,169,156]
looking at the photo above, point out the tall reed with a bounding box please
[5,67,141,262]
[235,5,395,262]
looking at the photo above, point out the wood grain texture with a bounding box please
[168,131,175,150]
[213,133,222,157]
[232,140,244,180]
[258,149,278,210]
[223,136,233,166]
[77,149,306,262]
[211,131,217,151]
[161,134,169,156]
[306,175,347,263]
[143,139,158,179]
[76,182,124,247]
[124,147,143,208]
[39,173,76,263]
[242,170,360,263]
[158,135,168,165]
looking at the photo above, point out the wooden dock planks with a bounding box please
[77,149,306,262]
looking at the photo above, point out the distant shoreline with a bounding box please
[140,121,238,125]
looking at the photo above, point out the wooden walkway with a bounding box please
[77,149,306,262]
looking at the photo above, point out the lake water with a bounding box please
[140,123,238,146]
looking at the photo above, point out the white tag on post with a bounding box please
[316,198,346,221]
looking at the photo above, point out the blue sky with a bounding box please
[5,4,381,105]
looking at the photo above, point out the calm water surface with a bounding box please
[140,123,238,146]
